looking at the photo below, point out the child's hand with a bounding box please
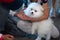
[17,13,31,21]
[3,34,14,40]
[15,9,31,21]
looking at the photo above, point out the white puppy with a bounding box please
[24,3,59,40]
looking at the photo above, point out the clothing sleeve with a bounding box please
[0,0,14,3]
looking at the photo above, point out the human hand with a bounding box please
[15,9,31,21]
[3,34,14,40]
[16,13,31,21]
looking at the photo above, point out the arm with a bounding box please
[15,3,49,22]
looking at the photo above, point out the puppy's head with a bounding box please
[24,2,44,18]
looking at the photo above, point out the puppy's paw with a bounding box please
[31,30,35,34]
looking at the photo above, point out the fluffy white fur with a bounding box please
[24,3,59,40]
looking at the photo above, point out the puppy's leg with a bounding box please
[32,24,37,34]
[35,36,41,40]
[46,32,51,40]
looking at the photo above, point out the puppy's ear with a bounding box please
[40,5,44,11]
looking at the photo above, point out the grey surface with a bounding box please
[51,17,60,40]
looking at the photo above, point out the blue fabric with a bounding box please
[23,0,28,7]
[57,8,60,14]
[48,0,53,17]
[25,34,37,39]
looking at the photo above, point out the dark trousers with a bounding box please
[0,5,26,37]
[0,5,9,33]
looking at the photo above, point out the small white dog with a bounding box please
[24,3,59,40]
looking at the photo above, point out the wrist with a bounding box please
[30,18,41,22]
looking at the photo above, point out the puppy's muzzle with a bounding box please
[31,12,34,15]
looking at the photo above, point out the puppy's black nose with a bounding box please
[31,12,33,14]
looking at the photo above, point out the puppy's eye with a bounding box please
[35,10,37,12]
